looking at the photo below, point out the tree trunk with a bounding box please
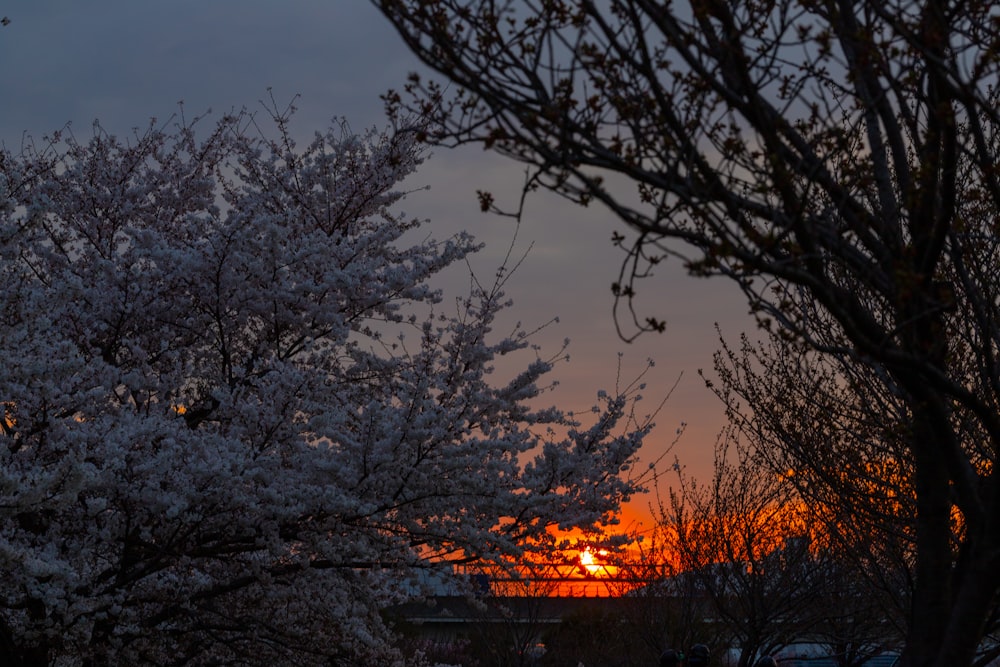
[899,441,951,667]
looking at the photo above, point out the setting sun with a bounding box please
[578,547,610,577]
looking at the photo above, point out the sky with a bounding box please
[0,1,754,530]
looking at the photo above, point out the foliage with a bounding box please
[0,107,649,665]
[604,533,718,663]
[708,332,919,637]
[656,436,903,667]
[656,438,819,667]
[374,1,1000,664]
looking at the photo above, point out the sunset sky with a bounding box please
[0,1,756,529]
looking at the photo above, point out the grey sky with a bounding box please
[0,2,753,528]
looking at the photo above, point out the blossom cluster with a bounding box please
[0,110,647,665]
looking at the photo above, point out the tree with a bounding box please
[374,1,1000,664]
[463,568,558,667]
[806,549,905,667]
[658,437,823,667]
[708,332,919,660]
[603,524,720,663]
[0,107,650,666]
[709,326,1000,664]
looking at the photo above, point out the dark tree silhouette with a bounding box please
[374,1,1000,664]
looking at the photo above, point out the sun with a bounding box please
[578,547,609,577]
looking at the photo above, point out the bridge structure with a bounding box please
[452,554,665,598]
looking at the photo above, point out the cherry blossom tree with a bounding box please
[0,108,649,666]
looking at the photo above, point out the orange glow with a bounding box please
[2,402,14,432]
[462,455,966,599]
[578,546,610,576]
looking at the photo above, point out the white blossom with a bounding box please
[0,109,648,665]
